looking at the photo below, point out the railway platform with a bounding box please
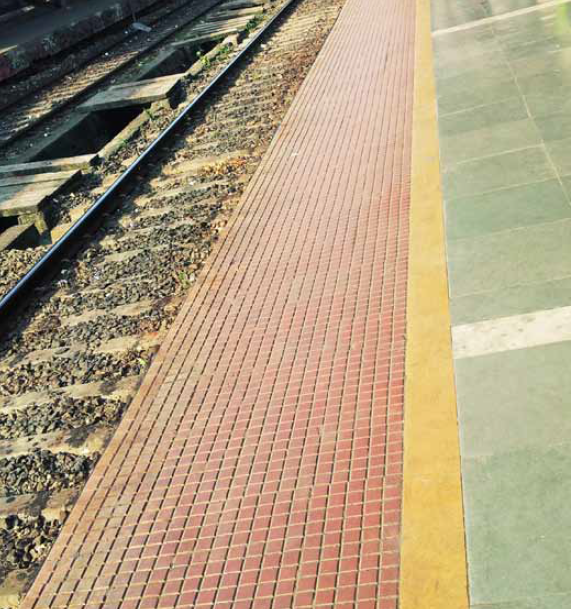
[18,0,571,607]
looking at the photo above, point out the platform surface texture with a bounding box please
[21,0,571,606]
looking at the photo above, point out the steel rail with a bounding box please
[0,0,299,331]
[0,0,223,150]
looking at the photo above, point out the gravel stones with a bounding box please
[0,395,126,440]
[0,248,50,297]
[0,450,97,496]
[0,514,63,573]
[0,349,153,397]
[52,279,177,315]
[73,248,208,290]
[18,312,167,352]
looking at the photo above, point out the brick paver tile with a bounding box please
[22,0,414,605]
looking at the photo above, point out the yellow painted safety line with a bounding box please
[399,0,470,607]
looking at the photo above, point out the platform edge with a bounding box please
[399,0,470,606]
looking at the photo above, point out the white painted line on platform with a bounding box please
[433,0,571,36]
[452,305,571,359]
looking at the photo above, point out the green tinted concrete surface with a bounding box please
[436,51,505,80]
[534,113,571,142]
[432,0,571,606]
[511,47,571,78]
[450,276,571,324]
[438,97,528,136]
[525,92,571,119]
[546,138,571,176]
[437,77,519,114]
[445,180,571,241]
[473,597,571,609]
[447,218,571,297]
[464,443,571,604]
[432,0,546,30]
[442,147,555,200]
[518,71,571,96]
[439,118,542,165]
[454,343,571,458]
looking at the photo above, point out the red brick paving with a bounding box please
[22,0,415,605]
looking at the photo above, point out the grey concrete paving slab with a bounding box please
[445,180,571,241]
[503,38,571,61]
[439,118,542,165]
[464,443,571,604]
[546,138,571,176]
[511,47,571,78]
[435,50,506,80]
[447,218,571,297]
[454,342,571,458]
[472,596,571,608]
[534,113,571,142]
[525,93,571,119]
[433,0,571,605]
[438,97,528,137]
[437,77,519,115]
[518,71,571,96]
[450,277,571,324]
[442,147,555,200]
[438,65,515,92]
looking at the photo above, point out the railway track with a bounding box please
[0,0,221,149]
[0,0,344,603]
[0,0,277,272]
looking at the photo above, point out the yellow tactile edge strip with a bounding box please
[399,0,470,607]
